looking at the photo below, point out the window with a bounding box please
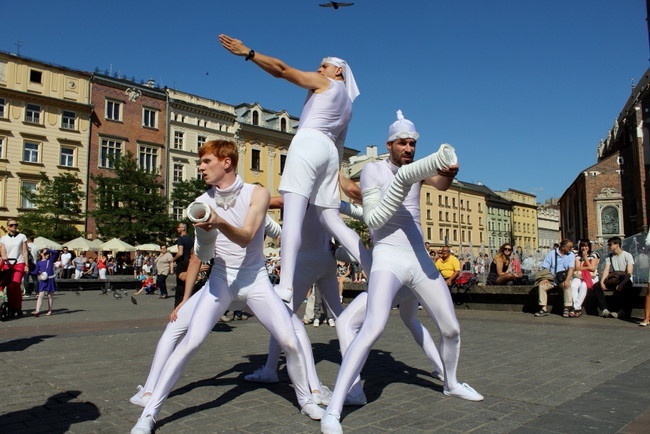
[252,111,259,126]
[251,149,261,170]
[0,136,4,158]
[29,70,42,83]
[142,108,158,128]
[453,230,457,241]
[426,192,431,204]
[100,139,122,168]
[139,146,158,173]
[60,147,75,167]
[280,154,287,174]
[172,205,183,222]
[444,197,449,207]
[25,104,41,123]
[438,211,443,220]
[21,180,37,208]
[452,198,456,208]
[173,163,184,183]
[61,110,76,129]
[173,131,184,150]
[105,99,122,121]
[23,141,40,163]
[426,210,431,220]
[0,98,5,118]
[280,117,287,132]
[427,227,432,240]
[439,228,443,240]
[197,135,207,150]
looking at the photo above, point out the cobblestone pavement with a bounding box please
[1,290,649,433]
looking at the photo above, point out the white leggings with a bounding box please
[278,193,372,293]
[140,268,312,419]
[335,289,444,395]
[325,263,461,416]
[570,277,596,310]
[263,254,343,391]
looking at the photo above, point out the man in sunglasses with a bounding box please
[0,219,29,316]
[435,246,461,287]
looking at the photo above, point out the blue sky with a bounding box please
[1,0,648,202]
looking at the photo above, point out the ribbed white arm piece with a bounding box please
[362,144,457,231]
[186,201,218,262]
[264,215,282,239]
[339,201,364,221]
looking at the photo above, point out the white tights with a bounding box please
[278,193,372,292]
[140,270,312,419]
[325,270,461,416]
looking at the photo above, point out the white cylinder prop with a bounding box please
[186,201,217,262]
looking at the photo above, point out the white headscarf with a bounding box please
[322,56,360,102]
[387,110,419,142]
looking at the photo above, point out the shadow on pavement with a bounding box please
[0,334,56,352]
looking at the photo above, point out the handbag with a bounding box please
[38,271,48,281]
[604,270,627,287]
[555,270,569,285]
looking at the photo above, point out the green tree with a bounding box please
[90,152,174,245]
[170,178,207,217]
[19,172,84,241]
[345,218,371,248]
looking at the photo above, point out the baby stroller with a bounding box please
[0,258,21,321]
[450,271,477,308]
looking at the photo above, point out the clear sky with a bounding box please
[1,0,648,202]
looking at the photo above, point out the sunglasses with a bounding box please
[8,223,18,227]
[503,248,512,251]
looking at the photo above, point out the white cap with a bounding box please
[322,56,360,102]
[387,110,419,142]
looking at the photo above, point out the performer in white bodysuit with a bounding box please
[321,112,483,434]
[130,140,322,434]
[219,35,372,303]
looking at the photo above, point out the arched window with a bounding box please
[280,118,287,132]
[252,111,259,126]
[601,206,619,235]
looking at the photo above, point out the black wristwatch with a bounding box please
[245,50,255,61]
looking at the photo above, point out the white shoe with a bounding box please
[313,319,320,327]
[244,367,279,383]
[300,400,325,420]
[443,382,484,401]
[129,385,150,408]
[321,411,342,434]
[312,384,332,405]
[328,318,336,327]
[344,388,367,406]
[131,414,155,434]
[431,370,445,382]
[274,285,293,303]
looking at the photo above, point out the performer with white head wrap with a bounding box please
[219,34,371,304]
[321,111,483,434]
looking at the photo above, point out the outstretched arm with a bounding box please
[219,34,330,92]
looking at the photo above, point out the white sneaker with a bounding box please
[320,411,342,434]
[300,400,325,420]
[431,370,445,382]
[130,414,155,434]
[244,368,279,383]
[312,384,332,405]
[328,318,336,327]
[443,382,484,401]
[344,388,367,406]
[274,285,293,303]
[129,385,150,408]
[313,319,320,327]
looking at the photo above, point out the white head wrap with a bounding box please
[322,56,360,102]
[387,110,419,142]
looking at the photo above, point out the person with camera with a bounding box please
[592,236,634,319]
[534,239,575,318]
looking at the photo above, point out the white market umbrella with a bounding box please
[134,243,161,252]
[89,239,104,250]
[167,245,178,254]
[33,236,63,250]
[100,238,136,252]
[63,236,100,252]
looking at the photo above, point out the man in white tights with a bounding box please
[321,112,484,434]
[219,34,372,304]
[130,140,323,434]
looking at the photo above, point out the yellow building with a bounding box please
[0,51,92,234]
[496,189,538,254]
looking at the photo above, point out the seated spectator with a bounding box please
[569,239,599,318]
[435,245,460,287]
[81,257,99,279]
[487,243,523,285]
[534,239,575,318]
[336,260,351,303]
[73,253,85,280]
[592,236,635,319]
[134,273,157,295]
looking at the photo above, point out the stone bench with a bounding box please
[344,281,648,317]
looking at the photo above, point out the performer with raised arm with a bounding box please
[321,111,483,434]
[219,34,371,303]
